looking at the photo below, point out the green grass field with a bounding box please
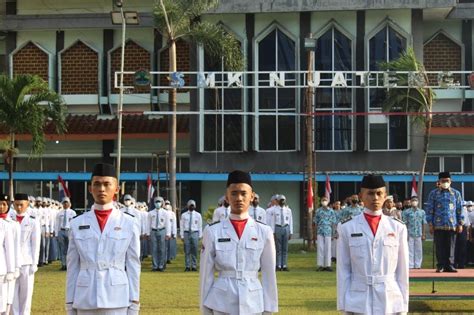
[32,241,474,314]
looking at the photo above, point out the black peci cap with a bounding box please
[361,174,386,189]
[14,193,29,201]
[91,163,116,179]
[0,194,9,202]
[227,170,252,188]
[438,171,451,179]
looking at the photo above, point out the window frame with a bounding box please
[313,21,355,152]
[197,23,247,153]
[365,19,412,152]
[253,22,300,152]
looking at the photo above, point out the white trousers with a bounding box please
[408,236,423,268]
[77,308,128,315]
[12,265,35,315]
[332,238,337,259]
[0,282,7,313]
[317,235,332,267]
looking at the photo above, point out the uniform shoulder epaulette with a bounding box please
[30,216,35,219]
[124,212,135,218]
[392,217,405,224]
[341,217,352,224]
[209,221,220,226]
[256,220,267,225]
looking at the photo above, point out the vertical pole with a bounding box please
[116,7,126,190]
[156,154,160,197]
[306,33,315,250]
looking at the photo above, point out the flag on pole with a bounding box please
[58,175,71,201]
[307,179,313,209]
[147,174,155,203]
[411,175,418,197]
[324,174,332,201]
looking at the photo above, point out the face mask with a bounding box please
[440,182,450,190]
[411,201,418,207]
[124,200,131,207]
[468,207,472,212]
[321,201,329,207]
[154,202,162,209]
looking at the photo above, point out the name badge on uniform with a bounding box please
[218,238,231,242]
[251,237,258,241]
[286,216,289,221]
[195,220,198,224]
[114,227,122,231]
[79,225,90,230]
[160,219,164,222]
[351,233,363,237]
[387,232,395,237]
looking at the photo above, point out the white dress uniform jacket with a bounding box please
[337,213,409,315]
[4,217,21,307]
[17,214,41,267]
[66,207,141,311]
[0,219,15,279]
[200,217,278,315]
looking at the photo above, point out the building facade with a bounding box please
[1,0,473,237]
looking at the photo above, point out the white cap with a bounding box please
[36,196,42,202]
[279,195,286,201]
[254,193,260,199]
[154,196,164,203]
[271,194,280,201]
[187,199,196,207]
[123,194,133,201]
[61,197,70,203]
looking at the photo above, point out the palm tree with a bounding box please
[379,48,435,202]
[0,74,67,199]
[154,0,244,211]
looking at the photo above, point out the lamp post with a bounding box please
[110,1,139,189]
[304,34,316,249]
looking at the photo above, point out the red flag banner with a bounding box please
[325,175,332,200]
[307,180,313,209]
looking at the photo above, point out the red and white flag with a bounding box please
[411,175,418,197]
[324,174,332,201]
[58,175,71,200]
[307,179,314,209]
[147,174,155,203]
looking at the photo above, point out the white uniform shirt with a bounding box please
[180,210,203,239]
[49,207,57,235]
[212,206,230,223]
[15,213,41,266]
[200,217,278,314]
[167,210,177,237]
[265,206,275,226]
[468,211,474,227]
[38,207,50,233]
[4,217,21,274]
[147,208,171,237]
[337,213,409,315]
[0,219,15,277]
[55,208,77,232]
[269,206,293,234]
[120,206,142,233]
[140,211,149,236]
[248,206,266,223]
[66,207,141,310]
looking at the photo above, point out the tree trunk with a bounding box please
[8,133,14,201]
[169,40,178,212]
[418,113,433,204]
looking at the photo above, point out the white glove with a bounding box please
[65,303,77,315]
[127,302,140,315]
[5,273,14,282]
[14,269,20,279]
[29,265,38,275]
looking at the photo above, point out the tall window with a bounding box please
[368,25,408,151]
[314,26,353,151]
[201,31,244,152]
[256,27,297,151]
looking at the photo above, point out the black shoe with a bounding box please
[436,267,444,273]
[38,263,44,267]
[282,266,289,271]
[445,266,458,273]
[276,266,281,271]
[331,257,336,263]
[167,260,171,264]
[151,268,158,272]
[317,267,324,271]
[191,267,197,271]
[60,266,67,271]
[184,268,190,272]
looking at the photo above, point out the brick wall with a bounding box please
[424,32,462,85]
[61,41,99,94]
[12,42,49,83]
[160,39,191,87]
[110,40,151,94]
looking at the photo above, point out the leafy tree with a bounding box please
[154,0,244,211]
[0,74,67,199]
[380,48,435,201]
